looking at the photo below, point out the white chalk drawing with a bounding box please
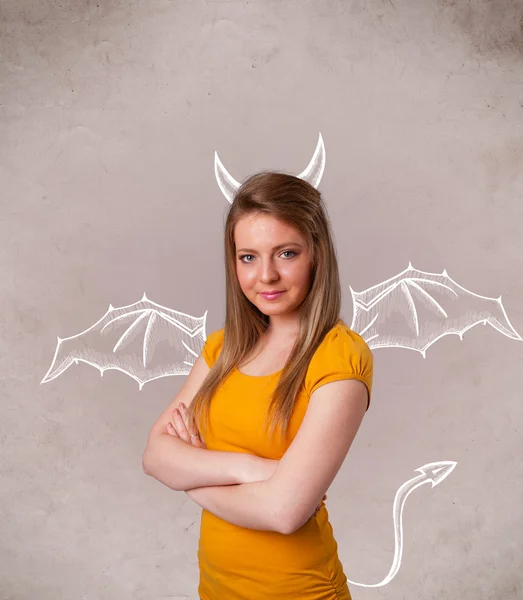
[40,294,207,390]
[351,263,522,355]
[214,132,326,202]
[41,133,521,387]
[347,460,457,588]
[40,263,521,388]
[39,133,519,589]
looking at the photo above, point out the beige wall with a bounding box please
[2,1,523,598]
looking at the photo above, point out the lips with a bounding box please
[260,290,285,300]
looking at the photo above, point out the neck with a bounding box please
[265,314,301,339]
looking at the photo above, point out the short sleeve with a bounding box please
[202,328,225,368]
[305,324,374,410]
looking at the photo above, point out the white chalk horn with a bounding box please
[214,132,326,204]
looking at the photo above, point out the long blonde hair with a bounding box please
[187,172,342,444]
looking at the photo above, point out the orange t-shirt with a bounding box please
[197,320,373,600]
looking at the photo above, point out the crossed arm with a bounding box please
[143,375,368,535]
[142,415,287,533]
[186,480,284,532]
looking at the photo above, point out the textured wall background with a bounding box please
[1,1,523,598]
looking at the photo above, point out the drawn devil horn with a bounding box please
[214,132,326,204]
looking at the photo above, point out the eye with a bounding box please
[281,250,296,259]
[239,254,255,263]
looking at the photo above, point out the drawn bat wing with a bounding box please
[41,294,207,389]
[350,263,522,356]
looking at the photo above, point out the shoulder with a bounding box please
[309,321,372,367]
[305,321,373,405]
[322,320,370,351]
[201,328,225,367]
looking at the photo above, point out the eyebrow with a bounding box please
[236,242,304,253]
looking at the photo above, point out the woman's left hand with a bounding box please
[166,403,206,449]
[312,495,327,517]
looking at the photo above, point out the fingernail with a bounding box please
[179,403,185,410]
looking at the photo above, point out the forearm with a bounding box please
[185,479,284,533]
[142,432,252,491]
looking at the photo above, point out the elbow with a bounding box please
[280,513,303,535]
[276,497,316,535]
[142,442,158,477]
[141,439,183,491]
[278,520,296,536]
[278,516,300,536]
[274,499,299,535]
[142,448,152,476]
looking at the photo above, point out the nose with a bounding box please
[259,258,280,283]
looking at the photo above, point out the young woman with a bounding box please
[142,172,373,600]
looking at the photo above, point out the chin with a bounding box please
[257,302,298,317]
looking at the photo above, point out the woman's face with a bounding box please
[234,213,313,320]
